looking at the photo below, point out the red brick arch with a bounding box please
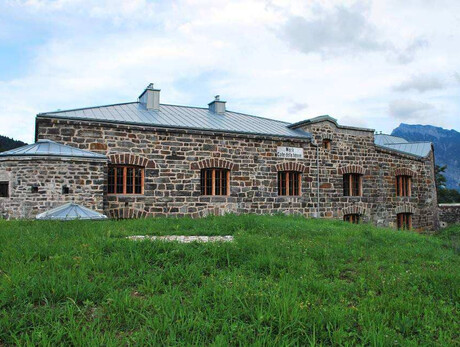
[394,168,416,177]
[342,205,366,216]
[338,165,366,175]
[107,208,149,219]
[275,162,309,173]
[395,205,416,214]
[108,153,156,168]
[192,158,235,170]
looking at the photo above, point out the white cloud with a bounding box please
[388,99,438,122]
[279,3,387,57]
[393,75,446,93]
[0,0,460,143]
[287,102,309,114]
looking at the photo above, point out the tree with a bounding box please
[436,165,460,203]
[435,165,447,190]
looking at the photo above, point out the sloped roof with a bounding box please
[36,203,107,220]
[374,134,408,145]
[38,102,312,139]
[374,134,432,158]
[0,139,107,159]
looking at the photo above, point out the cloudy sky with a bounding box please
[1,0,459,143]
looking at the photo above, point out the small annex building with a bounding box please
[0,84,439,230]
[0,139,107,219]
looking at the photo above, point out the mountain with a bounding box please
[0,135,27,153]
[391,123,460,191]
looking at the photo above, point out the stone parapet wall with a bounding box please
[438,204,460,226]
[0,157,105,219]
[34,116,439,230]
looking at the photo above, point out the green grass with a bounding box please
[0,215,458,346]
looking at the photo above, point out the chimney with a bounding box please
[208,95,226,114]
[139,83,160,111]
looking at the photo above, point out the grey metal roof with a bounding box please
[374,134,431,158]
[0,139,107,159]
[374,134,408,145]
[289,115,375,132]
[36,203,107,220]
[39,102,312,139]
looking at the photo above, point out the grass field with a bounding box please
[0,215,458,346]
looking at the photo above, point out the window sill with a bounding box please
[107,194,145,197]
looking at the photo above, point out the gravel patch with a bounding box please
[127,235,234,243]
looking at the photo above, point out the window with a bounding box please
[344,214,360,224]
[200,168,230,196]
[397,213,412,230]
[322,139,331,150]
[278,171,301,196]
[343,174,362,196]
[396,175,411,197]
[108,165,144,195]
[62,186,70,195]
[31,185,39,194]
[0,182,8,198]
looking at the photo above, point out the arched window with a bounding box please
[396,175,411,197]
[343,174,362,196]
[344,214,360,224]
[107,154,152,195]
[200,168,230,196]
[278,171,301,196]
[108,165,144,195]
[397,213,412,230]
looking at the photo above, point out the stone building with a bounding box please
[0,84,439,230]
[0,140,106,219]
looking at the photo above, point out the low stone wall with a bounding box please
[438,204,460,227]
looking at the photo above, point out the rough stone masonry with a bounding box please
[0,84,439,230]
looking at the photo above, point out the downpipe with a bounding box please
[310,140,320,218]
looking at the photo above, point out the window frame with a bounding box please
[322,139,331,150]
[108,165,145,195]
[0,181,8,198]
[344,214,360,224]
[200,168,230,196]
[397,213,412,230]
[278,171,302,196]
[343,173,363,197]
[395,175,411,197]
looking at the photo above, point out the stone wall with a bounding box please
[0,157,105,219]
[35,116,438,230]
[298,120,438,231]
[438,204,460,226]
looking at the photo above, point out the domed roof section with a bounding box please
[36,203,107,220]
[0,139,107,160]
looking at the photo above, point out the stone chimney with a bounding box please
[139,83,160,111]
[208,95,226,114]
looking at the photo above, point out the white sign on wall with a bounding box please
[276,147,304,159]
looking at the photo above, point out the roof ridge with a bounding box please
[159,103,292,125]
[39,101,138,115]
